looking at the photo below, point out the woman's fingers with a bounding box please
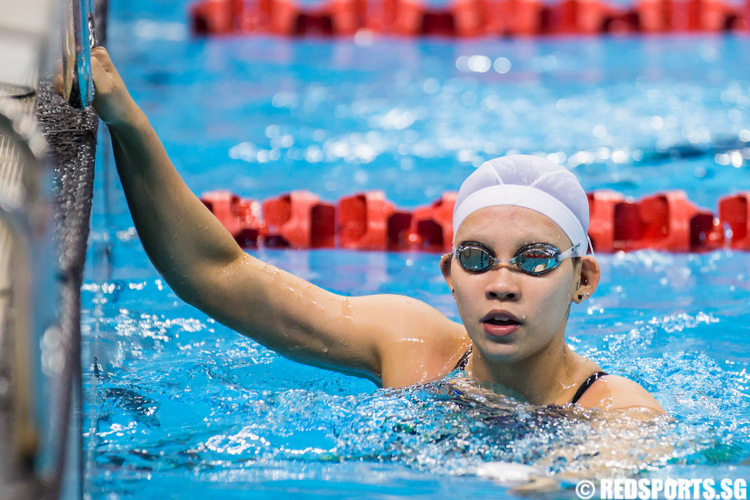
[90,46,118,96]
[89,46,134,125]
[53,63,65,97]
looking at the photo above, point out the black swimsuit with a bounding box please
[454,347,473,371]
[569,371,608,404]
[453,347,608,405]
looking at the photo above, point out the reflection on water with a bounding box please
[82,249,750,497]
[331,377,676,478]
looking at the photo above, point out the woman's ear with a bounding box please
[574,256,601,303]
[440,253,454,292]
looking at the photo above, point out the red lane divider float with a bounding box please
[201,189,750,253]
[338,191,412,250]
[190,0,750,36]
[262,191,336,248]
[200,190,266,248]
[404,192,457,251]
[719,193,750,250]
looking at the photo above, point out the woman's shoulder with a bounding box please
[357,294,470,387]
[576,373,667,414]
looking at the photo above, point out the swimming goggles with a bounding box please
[454,241,581,276]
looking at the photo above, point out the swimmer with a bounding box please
[85,46,665,414]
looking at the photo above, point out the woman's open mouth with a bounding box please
[481,311,522,338]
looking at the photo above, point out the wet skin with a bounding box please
[87,46,666,414]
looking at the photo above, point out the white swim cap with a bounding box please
[453,155,589,257]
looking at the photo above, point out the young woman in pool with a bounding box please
[87,46,665,414]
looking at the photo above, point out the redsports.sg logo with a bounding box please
[575,478,748,500]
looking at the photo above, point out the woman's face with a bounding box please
[444,205,582,363]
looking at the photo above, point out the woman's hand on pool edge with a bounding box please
[90,47,139,127]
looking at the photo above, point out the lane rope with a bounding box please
[189,0,750,37]
[201,189,750,252]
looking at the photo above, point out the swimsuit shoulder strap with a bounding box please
[570,371,608,405]
[454,346,472,371]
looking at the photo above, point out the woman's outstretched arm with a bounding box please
[89,47,468,385]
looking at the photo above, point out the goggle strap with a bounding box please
[587,236,595,258]
[557,242,581,262]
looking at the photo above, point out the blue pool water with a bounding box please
[82,0,750,497]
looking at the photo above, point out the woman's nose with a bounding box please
[484,267,522,301]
